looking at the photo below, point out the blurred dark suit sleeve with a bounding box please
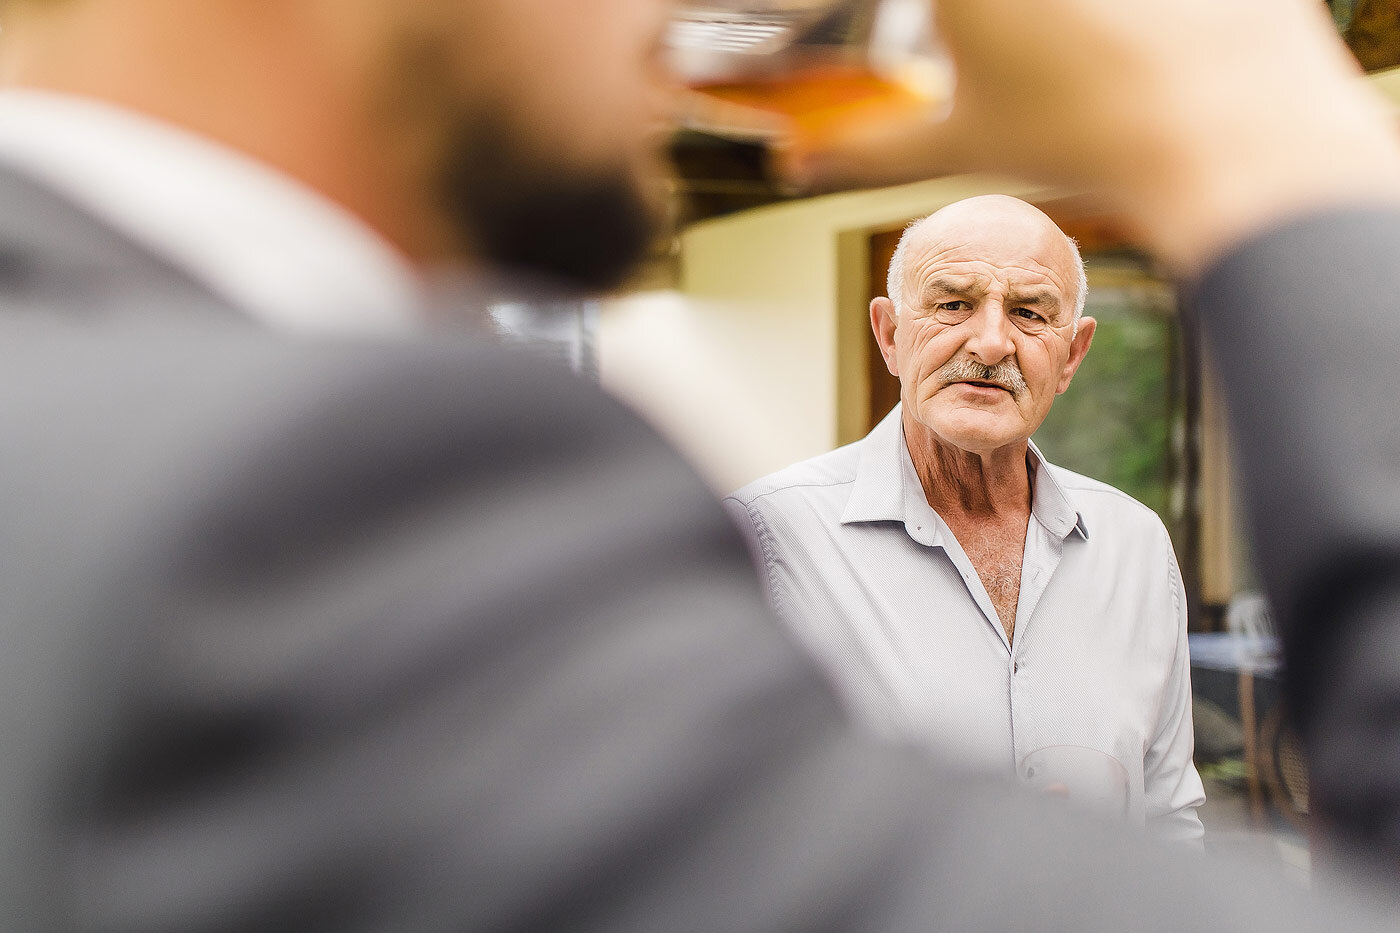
[0,168,1389,931]
[1193,209,1400,868]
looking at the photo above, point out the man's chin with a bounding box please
[439,113,660,292]
[918,408,1028,455]
[461,167,658,292]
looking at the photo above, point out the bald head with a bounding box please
[887,195,1087,328]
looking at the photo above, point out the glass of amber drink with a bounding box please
[1021,746,1131,819]
[665,0,953,148]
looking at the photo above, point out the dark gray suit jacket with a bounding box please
[1195,210,1400,872]
[0,165,1385,931]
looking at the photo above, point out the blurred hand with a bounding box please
[784,0,1400,272]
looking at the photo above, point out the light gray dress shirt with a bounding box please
[724,405,1205,843]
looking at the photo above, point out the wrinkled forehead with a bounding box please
[903,208,1077,299]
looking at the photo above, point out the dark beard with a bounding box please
[439,115,658,292]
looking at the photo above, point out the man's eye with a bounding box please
[938,301,969,312]
[1012,307,1044,322]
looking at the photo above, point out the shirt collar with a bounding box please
[841,403,1089,542]
[0,89,425,334]
[841,404,923,525]
[1027,438,1090,540]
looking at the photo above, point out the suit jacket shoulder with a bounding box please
[0,317,854,930]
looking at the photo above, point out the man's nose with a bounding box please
[963,303,1016,365]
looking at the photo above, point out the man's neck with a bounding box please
[901,409,1032,522]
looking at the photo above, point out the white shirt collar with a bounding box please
[0,89,425,334]
[841,403,1088,540]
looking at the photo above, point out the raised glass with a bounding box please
[666,0,953,145]
[1021,745,1131,819]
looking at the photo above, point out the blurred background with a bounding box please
[508,0,1400,877]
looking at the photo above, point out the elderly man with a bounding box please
[726,194,1204,843]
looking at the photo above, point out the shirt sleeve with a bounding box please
[1141,533,1207,845]
[721,496,768,580]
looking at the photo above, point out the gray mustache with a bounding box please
[936,359,1028,396]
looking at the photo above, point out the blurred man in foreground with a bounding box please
[0,0,1399,930]
[728,195,1203,842]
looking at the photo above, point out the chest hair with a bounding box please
[947,518,1027,643]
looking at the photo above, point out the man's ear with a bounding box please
[870,297,900,377]
[1056,316,1096,394]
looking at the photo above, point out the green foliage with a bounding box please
[1032,308,1180,527]
[1197,757,1249,783]
[1329,0,1360,32]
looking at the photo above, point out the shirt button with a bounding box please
[1013,661,1020,674]
[1026,767,1036,779]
